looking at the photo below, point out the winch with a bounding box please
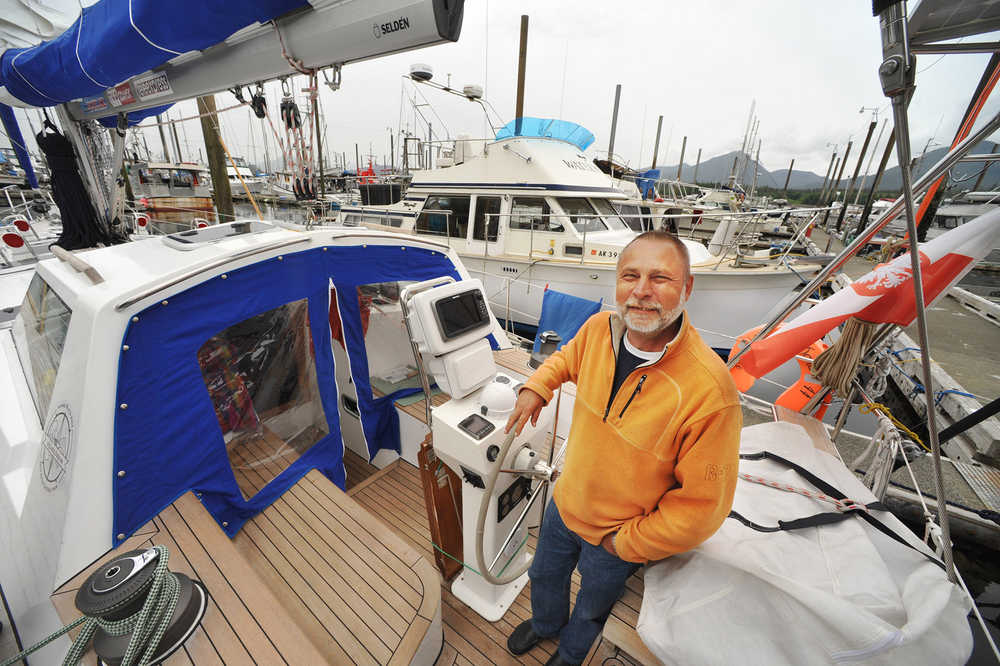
[74,546,207,665]
[2,545,206,665]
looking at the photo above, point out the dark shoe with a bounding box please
[545,652,578,666]
[507,619,545,656]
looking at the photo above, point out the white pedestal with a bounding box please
[450,558,531,622]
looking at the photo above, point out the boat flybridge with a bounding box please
[335,119,821,350]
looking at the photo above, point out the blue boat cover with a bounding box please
[0,0,306,107]
[532,289,603,354]
[496,118,595,151]
[0,104,37,188]
[113,243,467,544]
[635,168,660,200]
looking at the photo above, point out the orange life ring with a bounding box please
[729,327,832,419]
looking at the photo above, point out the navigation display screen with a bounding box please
[435,290,489,340]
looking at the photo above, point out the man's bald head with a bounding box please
[619,230,691,281]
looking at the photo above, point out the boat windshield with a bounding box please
[557,198,605,233]
[13,274,72,421]
[591,198,628,230]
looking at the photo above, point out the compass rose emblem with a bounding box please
[40,404,74,490]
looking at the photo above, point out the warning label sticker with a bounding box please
[107,82,136,107]
[80,96,108,114]
[133,71,172,101]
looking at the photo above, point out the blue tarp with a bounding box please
[532,289,603,354]
[635,168,660,200]
[0,0,306,107]
[113,243,465,545]
[96,104,173,129]
[496,117,595,151]
[0,104,37,188]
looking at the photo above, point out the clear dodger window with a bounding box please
[198,298,329,500]
[15,274,72,421]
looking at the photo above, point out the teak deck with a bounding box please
[49,451,647,666]
[51,456,440,666]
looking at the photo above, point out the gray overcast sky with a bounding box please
[7,1,1000,178]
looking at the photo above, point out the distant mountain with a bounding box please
[642,141,1000,193]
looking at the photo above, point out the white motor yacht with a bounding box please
[335,121,820,350]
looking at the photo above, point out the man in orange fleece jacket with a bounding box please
[505,231,741,665]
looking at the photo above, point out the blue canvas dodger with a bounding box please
[112,243,467,545]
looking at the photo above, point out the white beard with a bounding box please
[618,293,687,334]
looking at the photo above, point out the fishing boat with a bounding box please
[335,119,821,350]
[224,156,266,195]
[127,160,214,230]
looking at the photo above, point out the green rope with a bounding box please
[432,541,482,576]
[431,535,530,580]
[1,545,182,666]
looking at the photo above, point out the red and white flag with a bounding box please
[731,207,1000,384]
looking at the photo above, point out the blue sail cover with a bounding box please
[0,0,307,107]
[496,117,595,151]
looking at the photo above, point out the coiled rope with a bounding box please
[1,545,181,666]
[859,401,929,453]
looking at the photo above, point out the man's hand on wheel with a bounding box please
[505,389,545,435]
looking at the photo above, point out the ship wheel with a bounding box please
[474,429,563,586]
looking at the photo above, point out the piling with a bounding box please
[650,116,663,170]
[821,141,850,230]
[677,136,687,181]
[693,148,702,183]
[836,120,878,231]
[514,15,529,135]
[782,158,794,196]
[853,129,896,236]
[819,151,837,202]
[197,95,233,223]
[607,84,622,162]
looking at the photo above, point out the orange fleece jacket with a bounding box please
[522,311,741,563]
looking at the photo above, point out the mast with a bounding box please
[749,139,761,200]
[156,114,172,162]
[693,148,702,183]
[732,99,755,181]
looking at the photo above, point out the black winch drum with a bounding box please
[74,548,208,665]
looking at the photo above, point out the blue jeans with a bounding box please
[529,501,641,664]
